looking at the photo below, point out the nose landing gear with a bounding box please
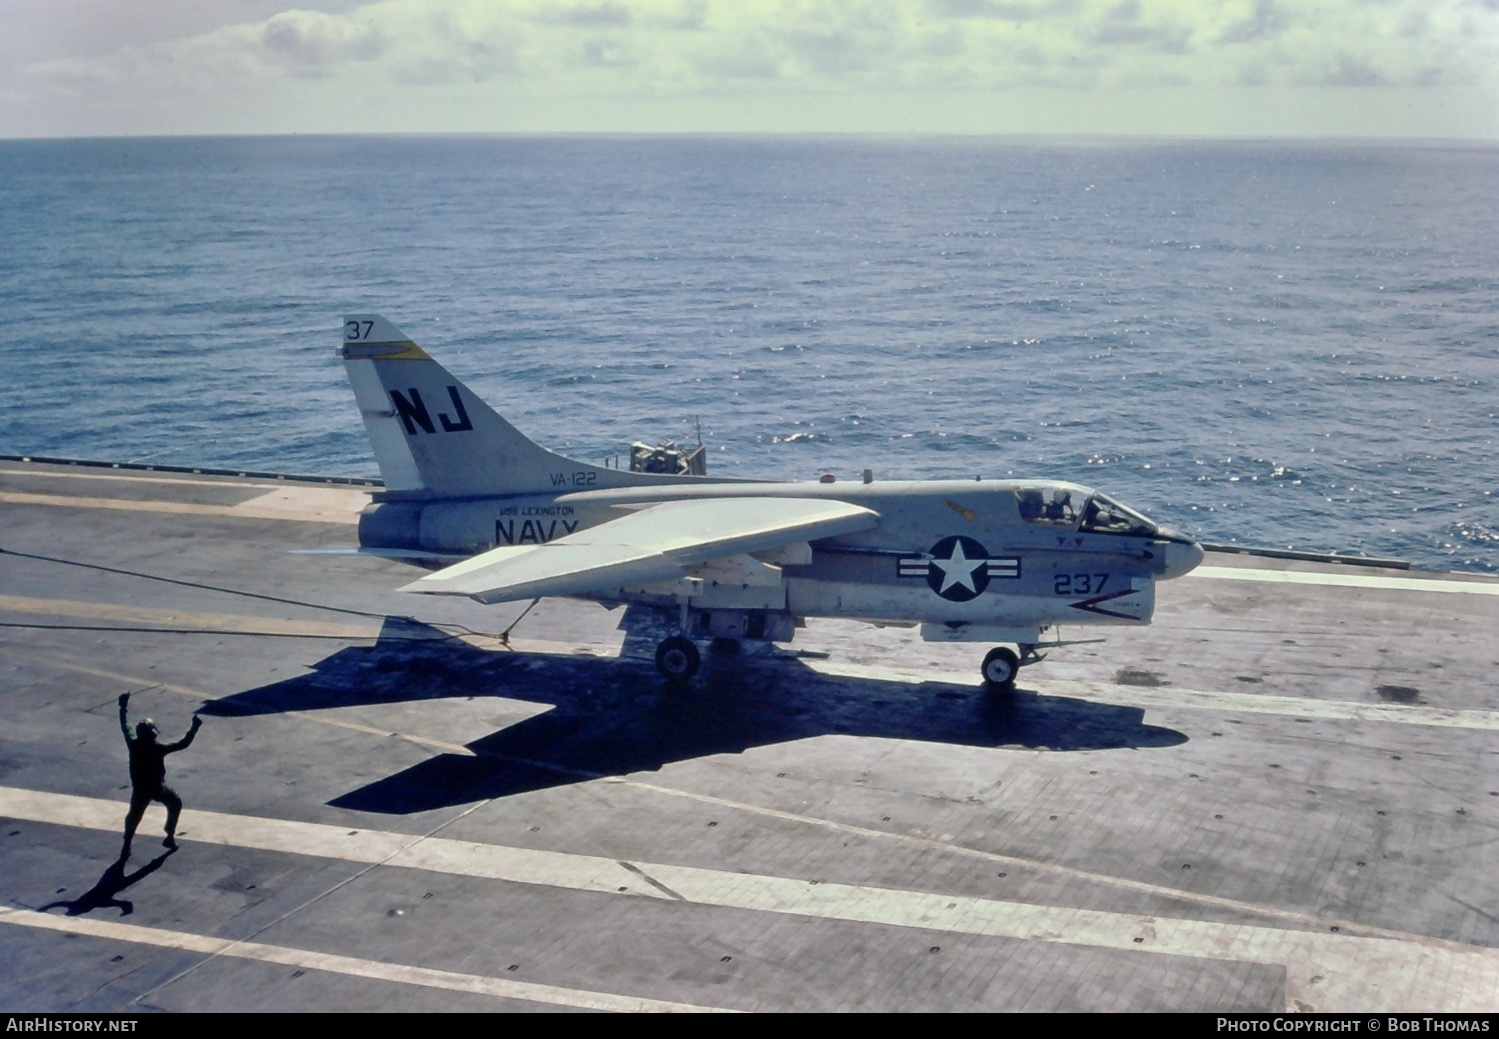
[981,646,1020,692]
[981,643,1047,692]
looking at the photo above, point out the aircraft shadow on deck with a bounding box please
[201,618,1185,815]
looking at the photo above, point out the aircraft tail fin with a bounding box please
[341,315,637,499]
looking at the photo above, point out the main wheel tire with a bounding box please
[656,636,701,682]
[981,646,1020,691]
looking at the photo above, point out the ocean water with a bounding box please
[1,135,1495,572]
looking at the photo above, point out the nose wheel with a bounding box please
[655,636,701,683]
[981,646,1020,692]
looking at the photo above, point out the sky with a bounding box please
[3,0,1498,139]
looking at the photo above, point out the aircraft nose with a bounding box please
[1158,533,1205,579]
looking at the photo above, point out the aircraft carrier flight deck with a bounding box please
[1,457,1496,1013]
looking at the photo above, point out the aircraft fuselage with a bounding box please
[357,477,1202,636]
[341,314,1204,683]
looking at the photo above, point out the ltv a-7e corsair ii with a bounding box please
[342,315,1204,688]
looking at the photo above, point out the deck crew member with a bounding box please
[117,692,201,860]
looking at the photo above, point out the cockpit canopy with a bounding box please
[1014,484,1159,538]
[1080,493,1158,537]
[1015,484,1079,525]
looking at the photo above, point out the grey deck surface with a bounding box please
[2,459,1496,1012]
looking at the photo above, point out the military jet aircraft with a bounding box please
[341,315,1204,689]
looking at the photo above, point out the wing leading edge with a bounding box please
[400,497,880,604]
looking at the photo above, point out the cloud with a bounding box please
[928,0,1080,21]
[1320,53,1388,88]
[536,3,633,28]
[1217,0,1290,44]
[1085,1,1195,54]
[259,10,386,75]
[4,0,1498,136]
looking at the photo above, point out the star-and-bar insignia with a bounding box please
[898,535,1021,602]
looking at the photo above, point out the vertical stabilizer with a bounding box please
[341,315,637,498]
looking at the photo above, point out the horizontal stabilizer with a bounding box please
[402,497,880,604]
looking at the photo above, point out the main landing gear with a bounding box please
[655,636,701,683]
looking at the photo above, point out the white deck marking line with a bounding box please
[12,649,477,758]
[498,634,1499,732]
[1055,679,1499,730]
[0,466,319,491]
[0,594,381,638]
[0,491,360,525]
[606,777,1462,950]
[1190,565,1499,595]
[4,787,1496,1012]
[805,659,1499,731]
[235,488,370,516]
[1,787,676,897]
[0,907,730,1013]
[0,595,581,657]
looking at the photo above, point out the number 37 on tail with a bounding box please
[341,315,1204,689]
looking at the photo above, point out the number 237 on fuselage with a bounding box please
[341,315,1204,689]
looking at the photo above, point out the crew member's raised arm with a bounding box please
[162,715,202,755]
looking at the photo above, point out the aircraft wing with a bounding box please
[400,497,880,604]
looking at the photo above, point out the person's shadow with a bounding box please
[38,850,175,917]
